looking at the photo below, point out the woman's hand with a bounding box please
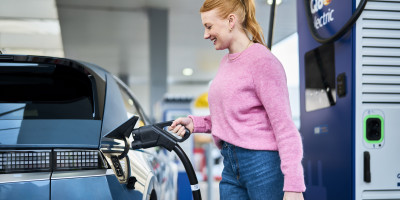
[168,117,194,137]
[283,192,304,200]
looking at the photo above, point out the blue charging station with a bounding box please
[297,0,400,199]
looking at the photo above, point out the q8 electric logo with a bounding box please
[310,0,334,30]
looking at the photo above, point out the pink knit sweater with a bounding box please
[189,43,305,192]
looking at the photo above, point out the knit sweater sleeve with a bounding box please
[188,115,212,133]
[251,53,306,192]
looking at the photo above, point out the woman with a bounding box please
[169,0,305,199]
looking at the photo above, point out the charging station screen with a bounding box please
[305,43,336,112]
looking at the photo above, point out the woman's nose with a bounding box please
[204,31,210,39]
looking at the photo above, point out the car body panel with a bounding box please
[0,120,101,148]
[0,179,49,200]
[101,73,130,137]
[51,176,113,200]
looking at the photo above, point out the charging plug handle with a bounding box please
[131,121,190,151]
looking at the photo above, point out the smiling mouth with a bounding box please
[212,38,216,45]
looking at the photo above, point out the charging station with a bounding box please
[297,0,400,199]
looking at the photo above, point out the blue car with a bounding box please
[0,55,178,200]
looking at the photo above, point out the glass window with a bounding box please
[115,80,148,127]
[0,64,94,119]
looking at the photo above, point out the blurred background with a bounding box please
[0,0,299,199]
[0,0,299,122]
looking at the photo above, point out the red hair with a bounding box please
[200,0,266,46]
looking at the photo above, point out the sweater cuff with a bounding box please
[283,175,306,192]
[188,115,207,133]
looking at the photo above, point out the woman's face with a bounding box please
[201,9,232,50]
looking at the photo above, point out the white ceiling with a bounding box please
[0,0,63,56]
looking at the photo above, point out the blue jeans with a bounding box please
[219,141,284,200]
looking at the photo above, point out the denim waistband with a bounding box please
[220,140,243,149]
[220,140,229,148]
[220,140,278,152]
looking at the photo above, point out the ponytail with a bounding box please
[200,0,266,47]
[241,0,266,46]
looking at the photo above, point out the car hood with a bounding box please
[0,119,102,148]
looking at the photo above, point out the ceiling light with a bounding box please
[182,68,194,76]
[0,19,61,35]
[267,0,282,5]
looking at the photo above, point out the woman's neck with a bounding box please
[228,34,253,54]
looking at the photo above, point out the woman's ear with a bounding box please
[228,14,236,31]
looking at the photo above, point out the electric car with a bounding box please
[0,54,178,200]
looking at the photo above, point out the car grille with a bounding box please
[0,150,51,173]
[54,150,99,170]
[0,150,105,174]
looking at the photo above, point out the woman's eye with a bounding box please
[207,26,212,30]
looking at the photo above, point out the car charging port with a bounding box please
[111,156,124,177]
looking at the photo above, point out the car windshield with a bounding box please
[0,63,94,119]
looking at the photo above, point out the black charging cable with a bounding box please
[131,121,202,200]
[303,0,368,44]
